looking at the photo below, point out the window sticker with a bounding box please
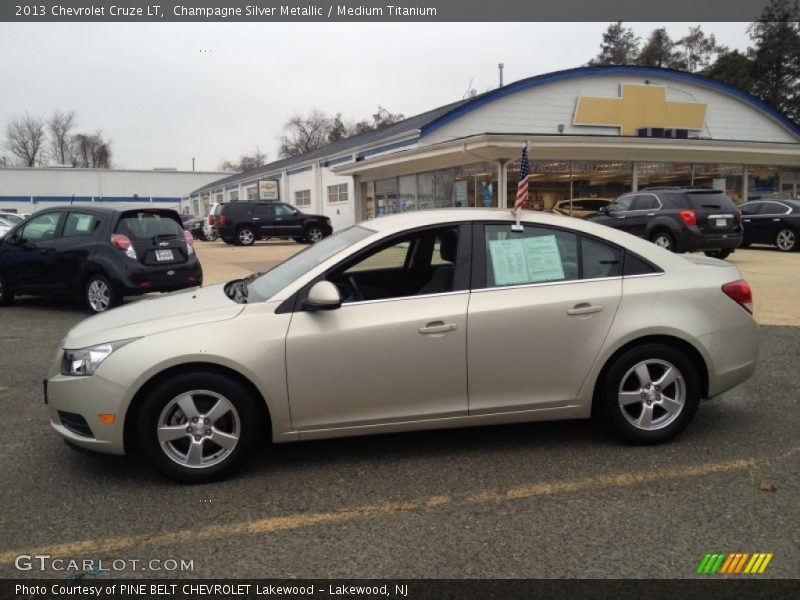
[488,234,564,286]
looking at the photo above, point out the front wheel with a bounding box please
[650,231,676,252]
[204,232,218,242]
[597,343,700,444]
[85,274,120,314]
[136,372,262,483]
[775,228,797,252]
[305,225,324,244]
[0,274,14,307]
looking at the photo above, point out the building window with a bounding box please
[246,186,257,201]
[295,189,311,206]
[215,193,223,203]
[229,189,239,202]
[327,183,349,204]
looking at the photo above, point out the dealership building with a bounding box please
[187,66,800,232]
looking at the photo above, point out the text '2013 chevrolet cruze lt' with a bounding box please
[45,209,758,482]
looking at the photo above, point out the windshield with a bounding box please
[246,225,374,302]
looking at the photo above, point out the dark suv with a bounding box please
[211,201,332,246]
[587,187,743,259]
[0,206,202,313]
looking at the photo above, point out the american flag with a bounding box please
[513,145,529,212]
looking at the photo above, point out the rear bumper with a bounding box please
[111,260,203,296]
[680,228,742,252]
[700,317,759,398]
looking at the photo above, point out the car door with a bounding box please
[284,224,470,431]
[49,211,102,292]
[739,202,762,244]
[591,194,636,233]
[625,194,661,237]
[2,211,65,292]
[251,203,274,237]
[467,222,622,414]
[271,203,302,237]
[756,202,791,244]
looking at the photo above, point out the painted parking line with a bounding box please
[0,457,762,565]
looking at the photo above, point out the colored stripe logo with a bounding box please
[696,552,773,574]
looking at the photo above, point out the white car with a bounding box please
[0,217,14,238]
[44,209,758,482]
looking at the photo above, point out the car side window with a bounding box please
[484,224,579,287]
[740,203,759,215]
[611,195,634,211]
[760,202,789,215]
[631,195,659,211]
[275,204,295,217]
[63,212,98,237]
[581,237,622,279]
[253,204,273,217]
[21,212,61,243]
[328,226,460,303]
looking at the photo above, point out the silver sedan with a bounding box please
[45,209,758,482]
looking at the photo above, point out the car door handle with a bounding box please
[567,304,603,316]
[419,321,457,334]
[744,219,751,222]
[252,217,260,220]
[646,213,655,216]
[39,247,55,254]
[772,218,780,221]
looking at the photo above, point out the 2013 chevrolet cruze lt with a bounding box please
[45,210,758,482]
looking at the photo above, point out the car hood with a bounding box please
[63,283,245,349]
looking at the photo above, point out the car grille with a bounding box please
[58,411,94,438]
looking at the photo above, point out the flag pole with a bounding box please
[511,140,528,232]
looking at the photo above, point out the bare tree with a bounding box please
[72,131,112,168]
[48,110,78,165]
[278,110,333,158]
[371,106,405,129]
[219,147,268,172]
[5,113,47,167]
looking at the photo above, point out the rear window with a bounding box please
[116,211,183,240]
[686,191,737,210]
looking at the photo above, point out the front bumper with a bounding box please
[45,367,128,455]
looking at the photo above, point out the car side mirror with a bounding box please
[304,281,341,311]
[597,206,608,214]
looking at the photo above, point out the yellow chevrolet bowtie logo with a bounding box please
[574,83,707,136]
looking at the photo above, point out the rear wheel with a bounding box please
[598,343,700,444]
[136,371,261,483]
[204,232,217,242]
[0,274,14,307]
[704,249,731,259]
[305,225,324,244]
[85,274,120,314]
[236,227,255,246]
[650,231,676,252]
[775,228,797,252]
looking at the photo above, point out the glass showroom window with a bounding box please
[328,183,349,203]
[295,189,311,206]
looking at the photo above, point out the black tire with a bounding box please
[204,232,218,242]
[775,228,797,252]
[649,230,676,252]
[85,274,120,314]
[0,273,14,307]
[704,249,731,260]
[597,343,701,445]
[304,225,325,244]
[236,227,256,246]
[136,371,262,483]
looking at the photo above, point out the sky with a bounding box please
[0,22,751,171]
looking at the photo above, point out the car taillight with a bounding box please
[679,210,697,226]
[218,215,227,228]
[183,230,195,255]
[208,215,215,226]
[111,234,137,260]
[722,279,753,315]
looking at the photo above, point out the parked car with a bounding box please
[0,206,202,313]
[0,212,27,226]
[44,209,757,482]
[740,199,800,252]
[211,201,332,246]
[550,198,612,218]
[184,216,206,240]
[586,187,743,259]
[0,217,13,238]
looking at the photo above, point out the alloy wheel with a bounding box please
[307,227,323,243]
[87,279,111,312]
[653,234,672,251]
[238,229,254,245]
[776,229,796,251]
[157,390,241,469]
[617,359,686,431]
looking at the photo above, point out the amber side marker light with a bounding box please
[98,414,116,425]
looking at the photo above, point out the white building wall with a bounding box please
[285,168,316,211]
[320,168,355,232]
[422,75,799,145]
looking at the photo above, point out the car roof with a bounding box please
[33,204,180,216]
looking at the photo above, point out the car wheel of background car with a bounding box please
[204,232,217,242]
[598,343,700,445]
[305,225,324,244]
[704,249,731,259]
[650,231,676,252]
[775,228,797,252]
[236,228,255,246]
[85,274,120,314]
[0,274,14,307]
[136,371,261,483]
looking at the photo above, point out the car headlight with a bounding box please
[61,339,138,376]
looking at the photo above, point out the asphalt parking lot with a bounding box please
[0,243,798,580]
